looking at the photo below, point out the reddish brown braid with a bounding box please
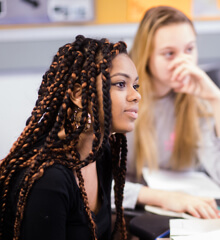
[100,40,128,240]
[110,133,128,240]
[0,35,128,240]
[0,42,87,233]
[108,41,129,240]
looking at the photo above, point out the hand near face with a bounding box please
[169,56,220,101]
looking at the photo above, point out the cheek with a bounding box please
[192,52,198,65]
[110,96,120,118]
[149,56,170,79]
[110,93,124,128]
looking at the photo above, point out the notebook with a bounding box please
[169,219,220,240]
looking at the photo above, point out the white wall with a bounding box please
[1,21,220,71]
[0,72,42,159]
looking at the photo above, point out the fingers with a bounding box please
[198,204,219,219]
[176,70,190,83]
[186,199,220,219]
[170,81,184,90]
[169,61,194,93]
[171,64,188,82]
[162,192,220,219]
[168,55,193,71]
[186,205,201,218]
[169,57,202,95]
[171,66,202,95]
[173,77,199,94]
[202,198,220,217]
[203,197,218,208]
[198,205,219,219]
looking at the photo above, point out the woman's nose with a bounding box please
[178,52,193,60]
[128,87,141,102]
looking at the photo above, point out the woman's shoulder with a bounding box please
[32,164,76,195]
[42,164,74,179]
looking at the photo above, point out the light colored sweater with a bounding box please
[112,92,220,209]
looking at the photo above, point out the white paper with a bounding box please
[170,219,220,235]
[142,168,220,198]
[170,219,220,240]
[171,230,220,240]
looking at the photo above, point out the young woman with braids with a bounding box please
[112,6,220,219]
[0,35,141,240]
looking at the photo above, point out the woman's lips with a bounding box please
[124,108,138,119]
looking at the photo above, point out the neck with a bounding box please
[58,127,104,161]
[77,131,104,160]
[77,132,94,160]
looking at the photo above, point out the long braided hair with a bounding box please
[0,35,128,240]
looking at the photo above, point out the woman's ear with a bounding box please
[69,83,83,108]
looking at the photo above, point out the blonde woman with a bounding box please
[115,6,220,219]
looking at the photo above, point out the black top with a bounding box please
[4,145,112,240]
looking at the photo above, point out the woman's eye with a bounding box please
[133,84,139,91]
[112,81,126,88]
[164,51,174,58]
[186,46,193,54]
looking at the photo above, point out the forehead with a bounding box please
[153,23,196,49]
[110,54,137,76]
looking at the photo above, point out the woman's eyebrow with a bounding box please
[110,73,129,78]
[186,40,196,46]
[160,40,196,51]
[110,73,139,81]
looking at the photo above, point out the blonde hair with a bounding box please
[129,6,210,176]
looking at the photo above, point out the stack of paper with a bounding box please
[170,219,220,240]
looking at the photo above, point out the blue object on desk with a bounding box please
[155,229,170,239]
